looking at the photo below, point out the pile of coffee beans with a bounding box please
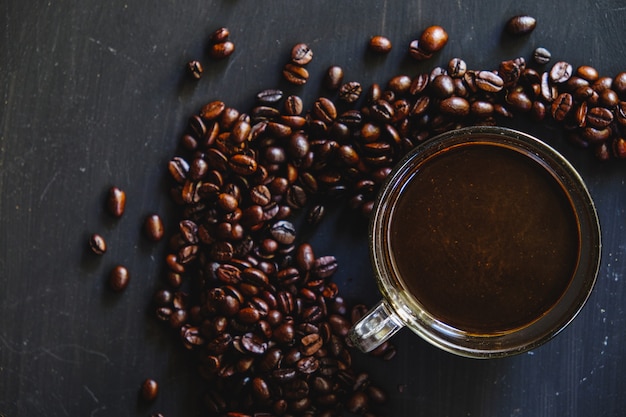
[142,17,626,417]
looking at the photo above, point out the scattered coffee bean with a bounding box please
[419,25,448,53]
[141,378,159,402]
[291,43,313,65]
[283,63,309,85]
[505,15,537,36]
[187,60,203,79]
[533,47,551,65]
[106,186,126,218]
[324,65,344,90]
[144,214,164,241]
[369,35,392,53]
[210,27,230,43]
[210,40,235,59]
[109,265,129,292]
[88,233,107,255]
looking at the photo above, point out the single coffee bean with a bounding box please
[256,89,284,105]
[290,43,313,65]
[612,72,626,96]
[282,63,309,85]
[141,378,159,402]
[505,15,537,35]
[187,60,203,79]
[338,81,363,103]
[474,71,504,92]
[312,97,337,123]
[284,95,304,115]
[550,61,573,84]
[106,186,126,218]
[324,65,344,90]
[448,58,467,78]
[533,47,551,65]
[439,96,470,116]
[346,391,369,414]
[369,35,392,53]
[430,74,455,98]
[109,265,130,292]
[419,25,448,53]
[210,27,230,43]
[551,92,573,121]
[600,89,619,107]
[144,214,164,241]
[228,154,258,176]
[587,106,614,128]
[210,41,235,59]
[408,39,433,60]
[88,233,107,255]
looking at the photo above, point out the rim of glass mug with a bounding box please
[348,126,602,358]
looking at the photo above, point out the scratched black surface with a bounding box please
[2,1,626,416]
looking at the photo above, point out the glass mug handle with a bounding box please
[347,300,405,352]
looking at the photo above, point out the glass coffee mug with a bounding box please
[347,126,601,358]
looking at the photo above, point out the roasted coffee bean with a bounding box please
[312,256,338,279]
[282,63,309,85]
[187,60,203,79]
[551,92,574,121]
[505,15,537,36]
[241,332,267,354]
[201,100,226,121]
[612,72,626,96]
[210,41,235,59]
[251,377,271,401]
[439,96,470,116]
[286,185,307,209]
[106,186,126,218]
[617,102,626,125]
[324,65,344,90]
[587,106,614,128]
[210,27,230,43]
[506,90,532,112]
[300,333,323,356]
[408,39,433,60]
[296,356,319,374]
[474,71,504,92]
[274,321,295,345]
[388,75,412,95]
[369,100,394,122]
[312,97,337,123]
[339,81,363,103]
[256,89,284,105]
[270,220,297,245]
[419,25,448,53]
[600,89,619,107]
[447,58,467,78]
[613,137,626,158]
[89,233,107,255]
[144,214,164,241]
[109,265,130,292]
[328,314,351,336]
[533,47,551,65]
[369,35,392,53]
[284,95,304,115]
[550,61,573,84]
[141,378,159,402]
[291,43,313,65]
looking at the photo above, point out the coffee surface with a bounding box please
[389,142,580,334]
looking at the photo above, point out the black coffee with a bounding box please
[389,142,580,334]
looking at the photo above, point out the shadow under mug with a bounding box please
[347,126,601,358]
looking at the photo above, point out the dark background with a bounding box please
[2,1,626,416]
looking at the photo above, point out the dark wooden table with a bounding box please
[2,1,626,416]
